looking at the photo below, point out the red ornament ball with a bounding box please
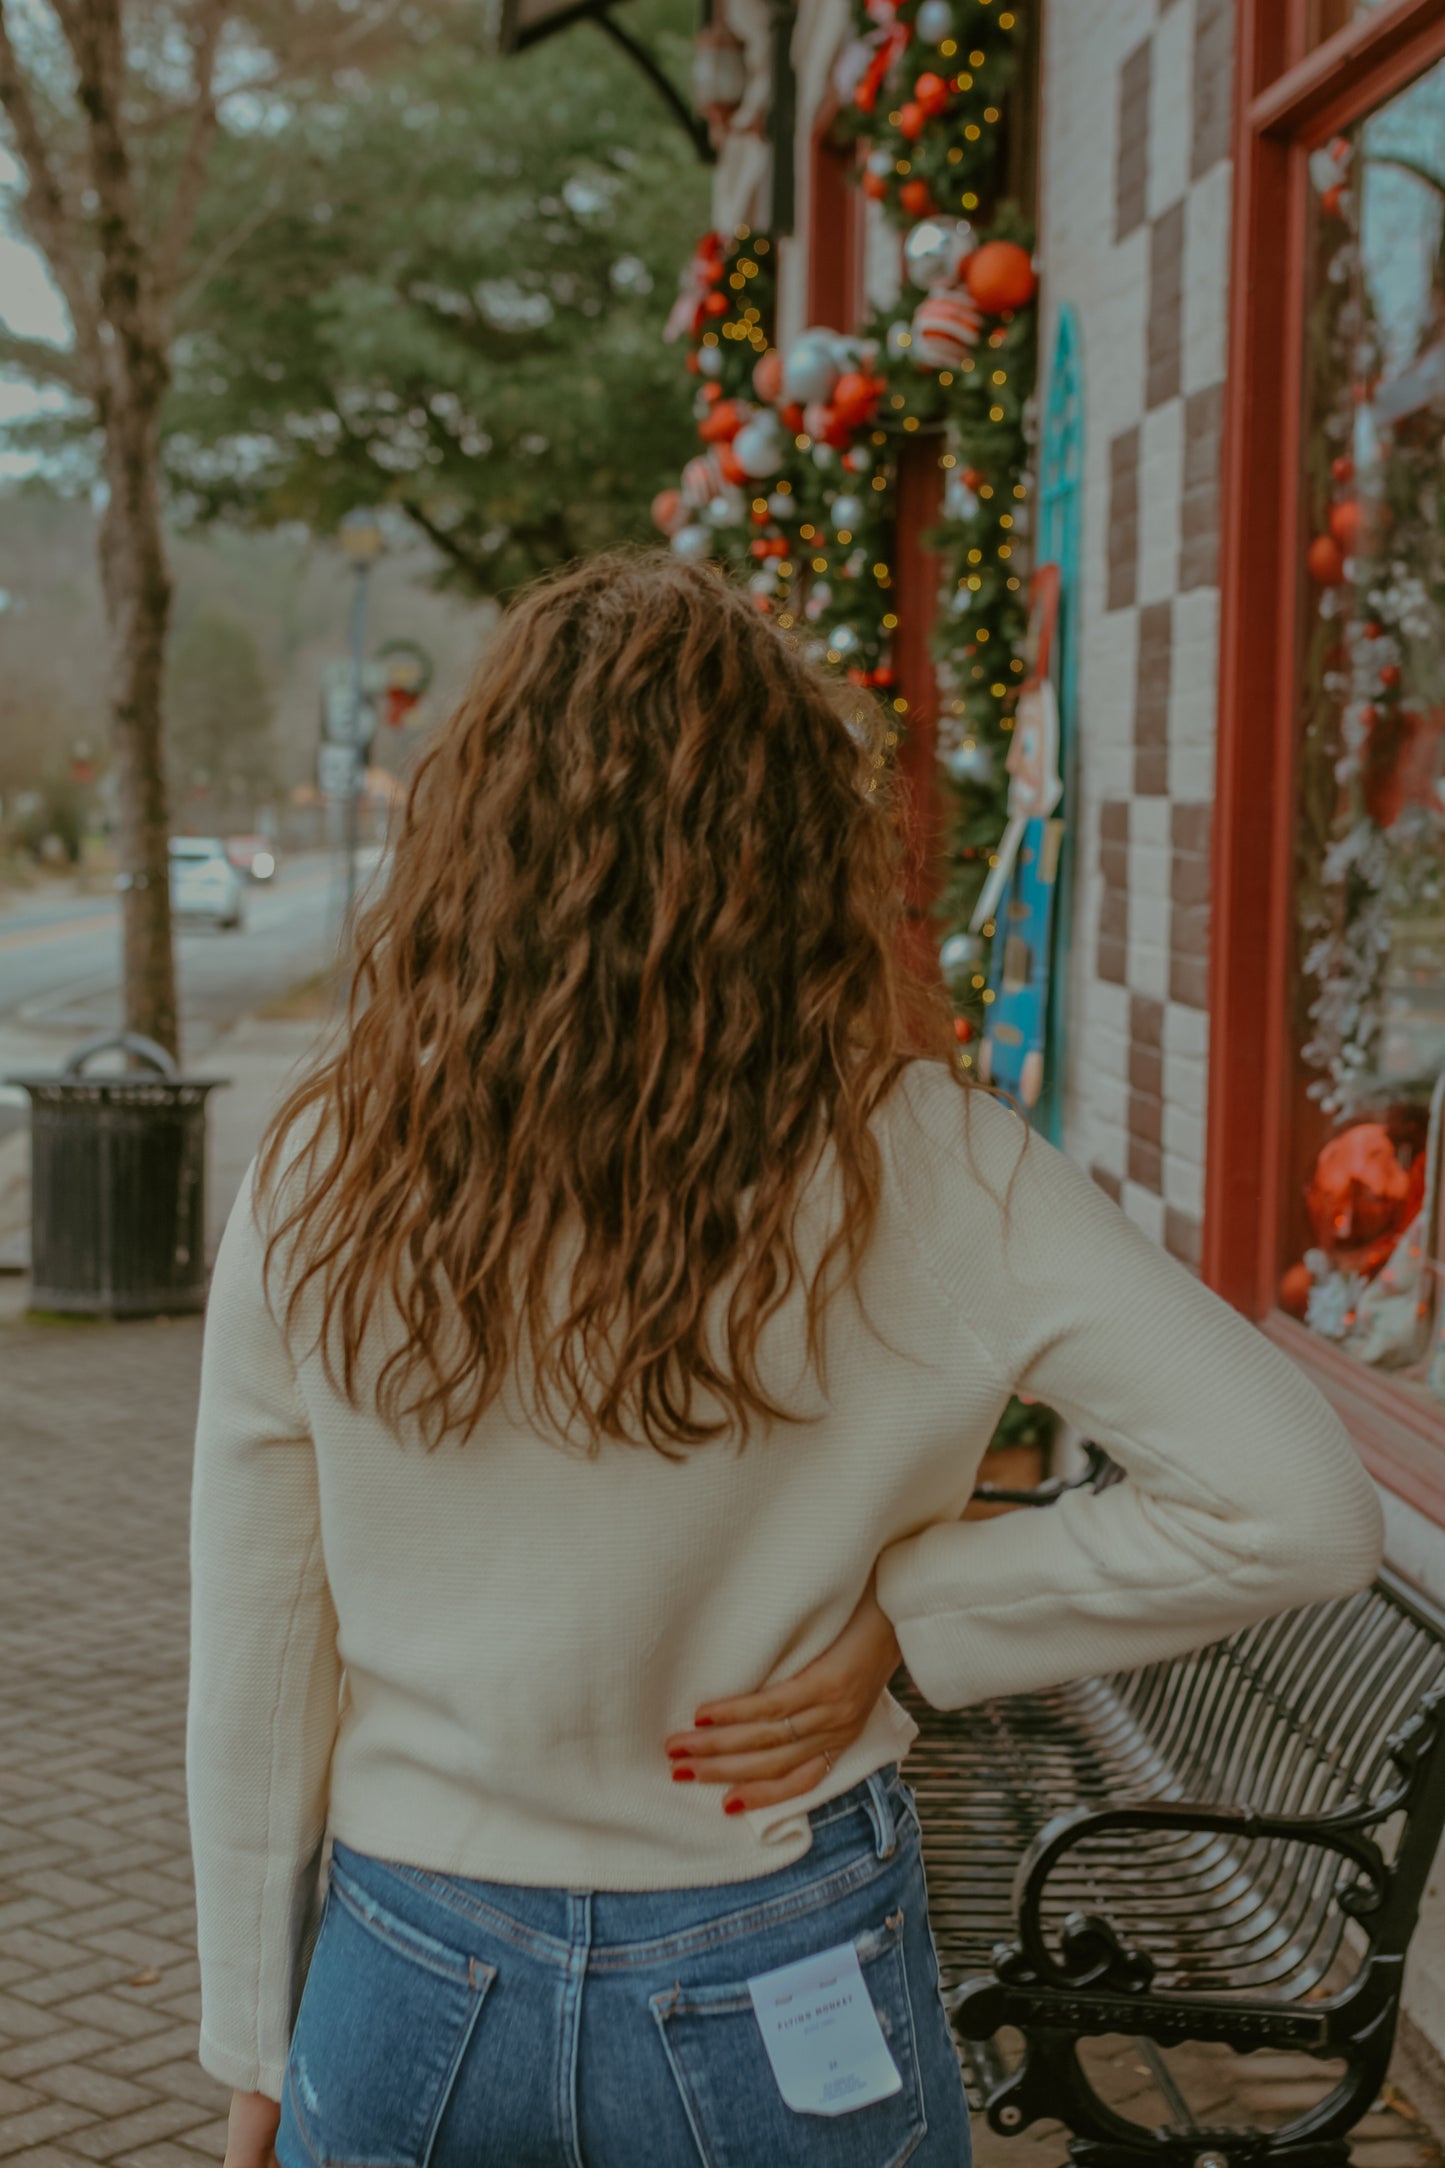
[779,401,806,435]
[703,291,730,318]
[1379,662,1401,688]
[1328,498,1362,551]
[1278,1261,1314,1319]
[1332,455,1355,483]
[914,71,950,114]
[964,240,1037,314]
[832,370,884,427]
[1306,534,1346,585]
[898,101,928,141]
[953,1015,973,1044]
[650,488,684,536]
[899,178,936,216]
[698,398,747,444]
[1320,182,1345,217]
[871,664,896,689]
[752,348,784,405]
[716,442,746,485]
[863,169,890,200]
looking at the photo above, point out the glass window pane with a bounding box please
[1307,0,1391,52]
[1287,54,1445,1404]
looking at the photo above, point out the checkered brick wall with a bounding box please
[1040,0,1234,1270]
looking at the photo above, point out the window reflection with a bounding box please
[1284,56,1445,1403]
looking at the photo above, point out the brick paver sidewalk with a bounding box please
[0,1294,1440,2166]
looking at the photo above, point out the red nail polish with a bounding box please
[694,1716,714,1728]
[666,1745,689,1759]
[672,1766,695,1782]
[723,1797,744,1815]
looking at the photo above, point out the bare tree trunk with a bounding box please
[98,379,178,1057]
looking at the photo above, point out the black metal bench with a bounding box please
[901,1465,1445,2168]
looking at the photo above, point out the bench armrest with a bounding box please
[998,1795,1392,1997]
[971,1439,1112,1510]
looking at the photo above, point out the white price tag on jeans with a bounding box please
[747,1940,903,2117]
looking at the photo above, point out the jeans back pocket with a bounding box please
[279,1863,493,2168]
[650,1906,927,2168]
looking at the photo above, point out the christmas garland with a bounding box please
[1298,133,1445,1124]
[654,0,1038,1054]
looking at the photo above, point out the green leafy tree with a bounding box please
[166,603,276,814]
[164,0,710,592]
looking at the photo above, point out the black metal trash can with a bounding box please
[7,1033,227,1317]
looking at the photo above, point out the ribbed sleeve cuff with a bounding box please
[197,2028,286,2104]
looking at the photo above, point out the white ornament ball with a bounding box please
[865,146,894,182]
[939,930,986,980]
[844,444,874,475]
[885,319,913,361]
[749,567,780,597]
[948,584,976,617]
[944,472,980,522]
[766,490,796,521]
[732,417,786,479]
[915,0,954,43]
[941,738,995,787]
[832,36,876,102]
[670,522,712,563]
[911,288,985,369]
[783,332,842,405]
[804,582,832,621]
[812,442,838,469]
[682,450,723,507]
[844,548,867,579]
[830,492,866,532]
[904,217,976,291]
[704,490,744,528]
[829,624,862,657]
[697,343,725,379]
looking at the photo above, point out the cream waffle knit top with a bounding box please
[187,1061,1383,2098]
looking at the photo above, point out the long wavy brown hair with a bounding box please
[258,548,975,1453]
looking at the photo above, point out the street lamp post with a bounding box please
[337,508,384,930]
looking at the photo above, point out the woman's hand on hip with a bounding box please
[224,2089,280,2168]
[663,1568,902,1814]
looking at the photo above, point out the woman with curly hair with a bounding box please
[188,550,1381,2168]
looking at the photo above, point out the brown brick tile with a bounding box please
[1129,1134,1163,1191]
[1116,38,1151,242]
[1107,428,1141,613]
[1171,954,1210,1009]
[1130,993,1164,1046]
[1193,0,1234,179]
[1129,1091,1163,1147]
[1100,800,1131,844]
[1165,1208,1203,1269]
[1182,380,1225,590]
[1091,1165,1124,1203]
[1130,1044,1163,1097]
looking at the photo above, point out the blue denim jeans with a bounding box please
[276,1764,971,2167]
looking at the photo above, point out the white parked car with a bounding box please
[169,837,246,931]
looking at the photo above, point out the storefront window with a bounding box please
[1285,53,1445,1398]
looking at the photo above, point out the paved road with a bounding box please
[0,850,375,1140]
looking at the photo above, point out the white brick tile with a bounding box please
[1163,1099,1204,1163]
[1163,1002,1211,1060]
[1164,1149,1205,1216]
[1162,1045,1208,1118]
[1182,163,1233,398]
[1169,742,1216,799]
[1122,1182,1167,1242]
[1169,586,1221,746]
[1147,1,1194,222]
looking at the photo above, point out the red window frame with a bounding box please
[1207,0,1445,1521]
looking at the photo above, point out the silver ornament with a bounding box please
[766,490,796,520]
[749,567,779,597]
[782,332,841,404]
[732,416,786,479]
[941,738,995,786]
[939,930,985,981]
[903,217,975,291]
[948,585,976,617]
[697,344,725,379]
[704,491,746,528]
[811,441,838,469]
[844,444,874,475]
[830,492,866,532]
[829,624,861,657]
[915,0,953,42]
[885,318,913,361]
[670,522,712,562]
[865,146,894,181]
